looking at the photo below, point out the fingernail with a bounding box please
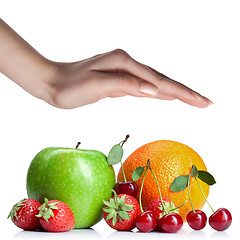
[207,99,214,105]
[192,91,214,105]
[191,91,204,101]
[140,82,158,96]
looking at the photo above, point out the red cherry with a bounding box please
[114,181,138,198]
[135,211,157,233]
[157,213,183,233]
[209,208,232,231]
[187,210,207,230]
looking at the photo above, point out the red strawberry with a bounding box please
[8,198,41,230]
[36,198,75,232]
[103,191,141,231]
[146,197,179,231]
[146,197,177,218]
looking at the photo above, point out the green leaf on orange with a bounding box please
[132,166,145,181]
[197,170,216,185]
[190,165,199,178]
[170,175,189,192]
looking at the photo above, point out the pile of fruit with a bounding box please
[8,137,232,233]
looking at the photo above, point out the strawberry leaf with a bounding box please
[170,175,189,192]
[118,211,130,220]
[132,166,145,181]
[103,200,114,208]
[49,210,54,218]
[121,204,133,211]
[198,170,216,185]
[110,198,115,205]
[44,212,51,220]
[102,192,134,227]
[112,215,117,226]
[102,207,112,213]
[119,195,126,205]
[107,144,123,165]
[36,198,57,222]
[106,211,115,221]
[8,199,26,221]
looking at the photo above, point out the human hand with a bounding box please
[0,18,212,109]
[48,49,212,109]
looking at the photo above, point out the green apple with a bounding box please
[26,146,115,229]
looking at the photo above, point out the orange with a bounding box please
[117,140,209,222]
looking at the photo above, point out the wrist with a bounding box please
[40,59,62,107]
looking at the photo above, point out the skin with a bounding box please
[0,18,212,109]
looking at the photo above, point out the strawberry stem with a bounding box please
[187,175,195,213]
[139,166,148,213]
[148,159,167,215]
[195,177,215,213]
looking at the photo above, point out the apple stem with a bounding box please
[75,142,81,149]
[139,167,148,213]
[195,177,215,213]
[187,175,195,213]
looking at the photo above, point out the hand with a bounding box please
[48,49,212,109]
[0,18,212,109]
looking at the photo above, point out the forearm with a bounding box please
[0,18,56,102]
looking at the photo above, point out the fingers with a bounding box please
[154,77,212,108]
[146,66,213,107]
[92,49,213,108]
[95,71,158,98]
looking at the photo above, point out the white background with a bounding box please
[0,0,239,239]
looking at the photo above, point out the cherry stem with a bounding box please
[195,177,215,213]
[171,200,188,212]
[121,161,127,182]
[148,160,167,215]
[139,166,148,213]
[187,175,195,213]
[120,134,130,147]
[75,142,81,149]
[119,135,129,183]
